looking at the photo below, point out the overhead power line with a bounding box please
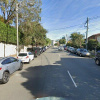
[89,15,100,20]
[48,23,85,31]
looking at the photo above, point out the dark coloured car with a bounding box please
[95,50,100,65]
[71,48,77,54]
[42,46,46,52]
[63,46,67,50]
[27,47,41,57]
[39,47,43,54]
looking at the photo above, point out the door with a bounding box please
[2,58,14,74]
[10,57,20,71]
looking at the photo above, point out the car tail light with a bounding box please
[26,56,29,58]
[35,50,37,53]
[0,68,2,70]
[17,56,18,59]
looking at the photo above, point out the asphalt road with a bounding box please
[0,47,100,100]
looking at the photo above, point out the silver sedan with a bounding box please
[80,49,91,57]
[0,57,23,84]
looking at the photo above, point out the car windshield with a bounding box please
[84,49,88,52]
[18,53,27,56]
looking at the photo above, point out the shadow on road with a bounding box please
[20,57,100,100]
[21,64,73,99]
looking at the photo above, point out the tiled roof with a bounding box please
[89,33,100,38]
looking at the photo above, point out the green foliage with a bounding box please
[0,0,48,46]
[59,39,66,44]
[54,43,59,46]
[70,32,84,47]
[45,38,51,46]
[0,15,4,22]
[88,39,98,50]
[0,21,18,44]
[66,42,73,46]
[19,21,47,46]
[0,0,42,24]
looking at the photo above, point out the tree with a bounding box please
[19,21,47,46]
[45,38,51,46]
[54,43,59,46]
[70,32,84,48]
[0,21,17,44]
[0,15,4,22]
[59,39,66,44]
[88,39,98,50]
[0,0,42,24]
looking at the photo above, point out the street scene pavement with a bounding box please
[0,47,100,100]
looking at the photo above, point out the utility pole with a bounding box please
[86,17,89,50]
[16,3,19,56]
[66,34,67,43]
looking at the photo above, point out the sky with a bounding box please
[41,0,100,40]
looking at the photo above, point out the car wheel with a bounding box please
[80,53,82,57]
[95,59,100,65]
[19,63,23,70]
[2,72,10,84]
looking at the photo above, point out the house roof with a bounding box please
[88,33,100,38]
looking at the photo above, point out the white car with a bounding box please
[58,46,64,51]
[17,52,34,63]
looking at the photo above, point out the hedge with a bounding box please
[0,21,20,44]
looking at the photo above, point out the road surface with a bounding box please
[0,47,100,100]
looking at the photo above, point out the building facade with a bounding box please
[88,33,100,43]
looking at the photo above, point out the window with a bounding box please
[18,53,27,56]
[2,58,12,65]
[29,52,32,55]
[10,57,18,62]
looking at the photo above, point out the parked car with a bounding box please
[0,57,23,84]
[58,46,64,51]
[67,46,71,52]
[69,47,74,52]
[71,48,77,54]
[95,50,100,65]
[63,46,67,50]
[76,48,84,55]
[80,49,91,57]
[27,47,40,57]
[17,52,34,63]
[39,47,43,54]
[42,46,46,52]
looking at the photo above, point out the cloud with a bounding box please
[41,0,100,40]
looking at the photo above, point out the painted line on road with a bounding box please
[67,70,77,88]
[58,54,60,57]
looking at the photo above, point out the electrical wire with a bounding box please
[47,23,85,31]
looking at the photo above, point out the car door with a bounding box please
[2,58,14,74]
[10,57,20,71]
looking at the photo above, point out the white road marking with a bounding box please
[67,70,77,88]
[58,54,60,57]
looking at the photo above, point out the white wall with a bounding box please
[0,43,16,57]
[20,46,27,52]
